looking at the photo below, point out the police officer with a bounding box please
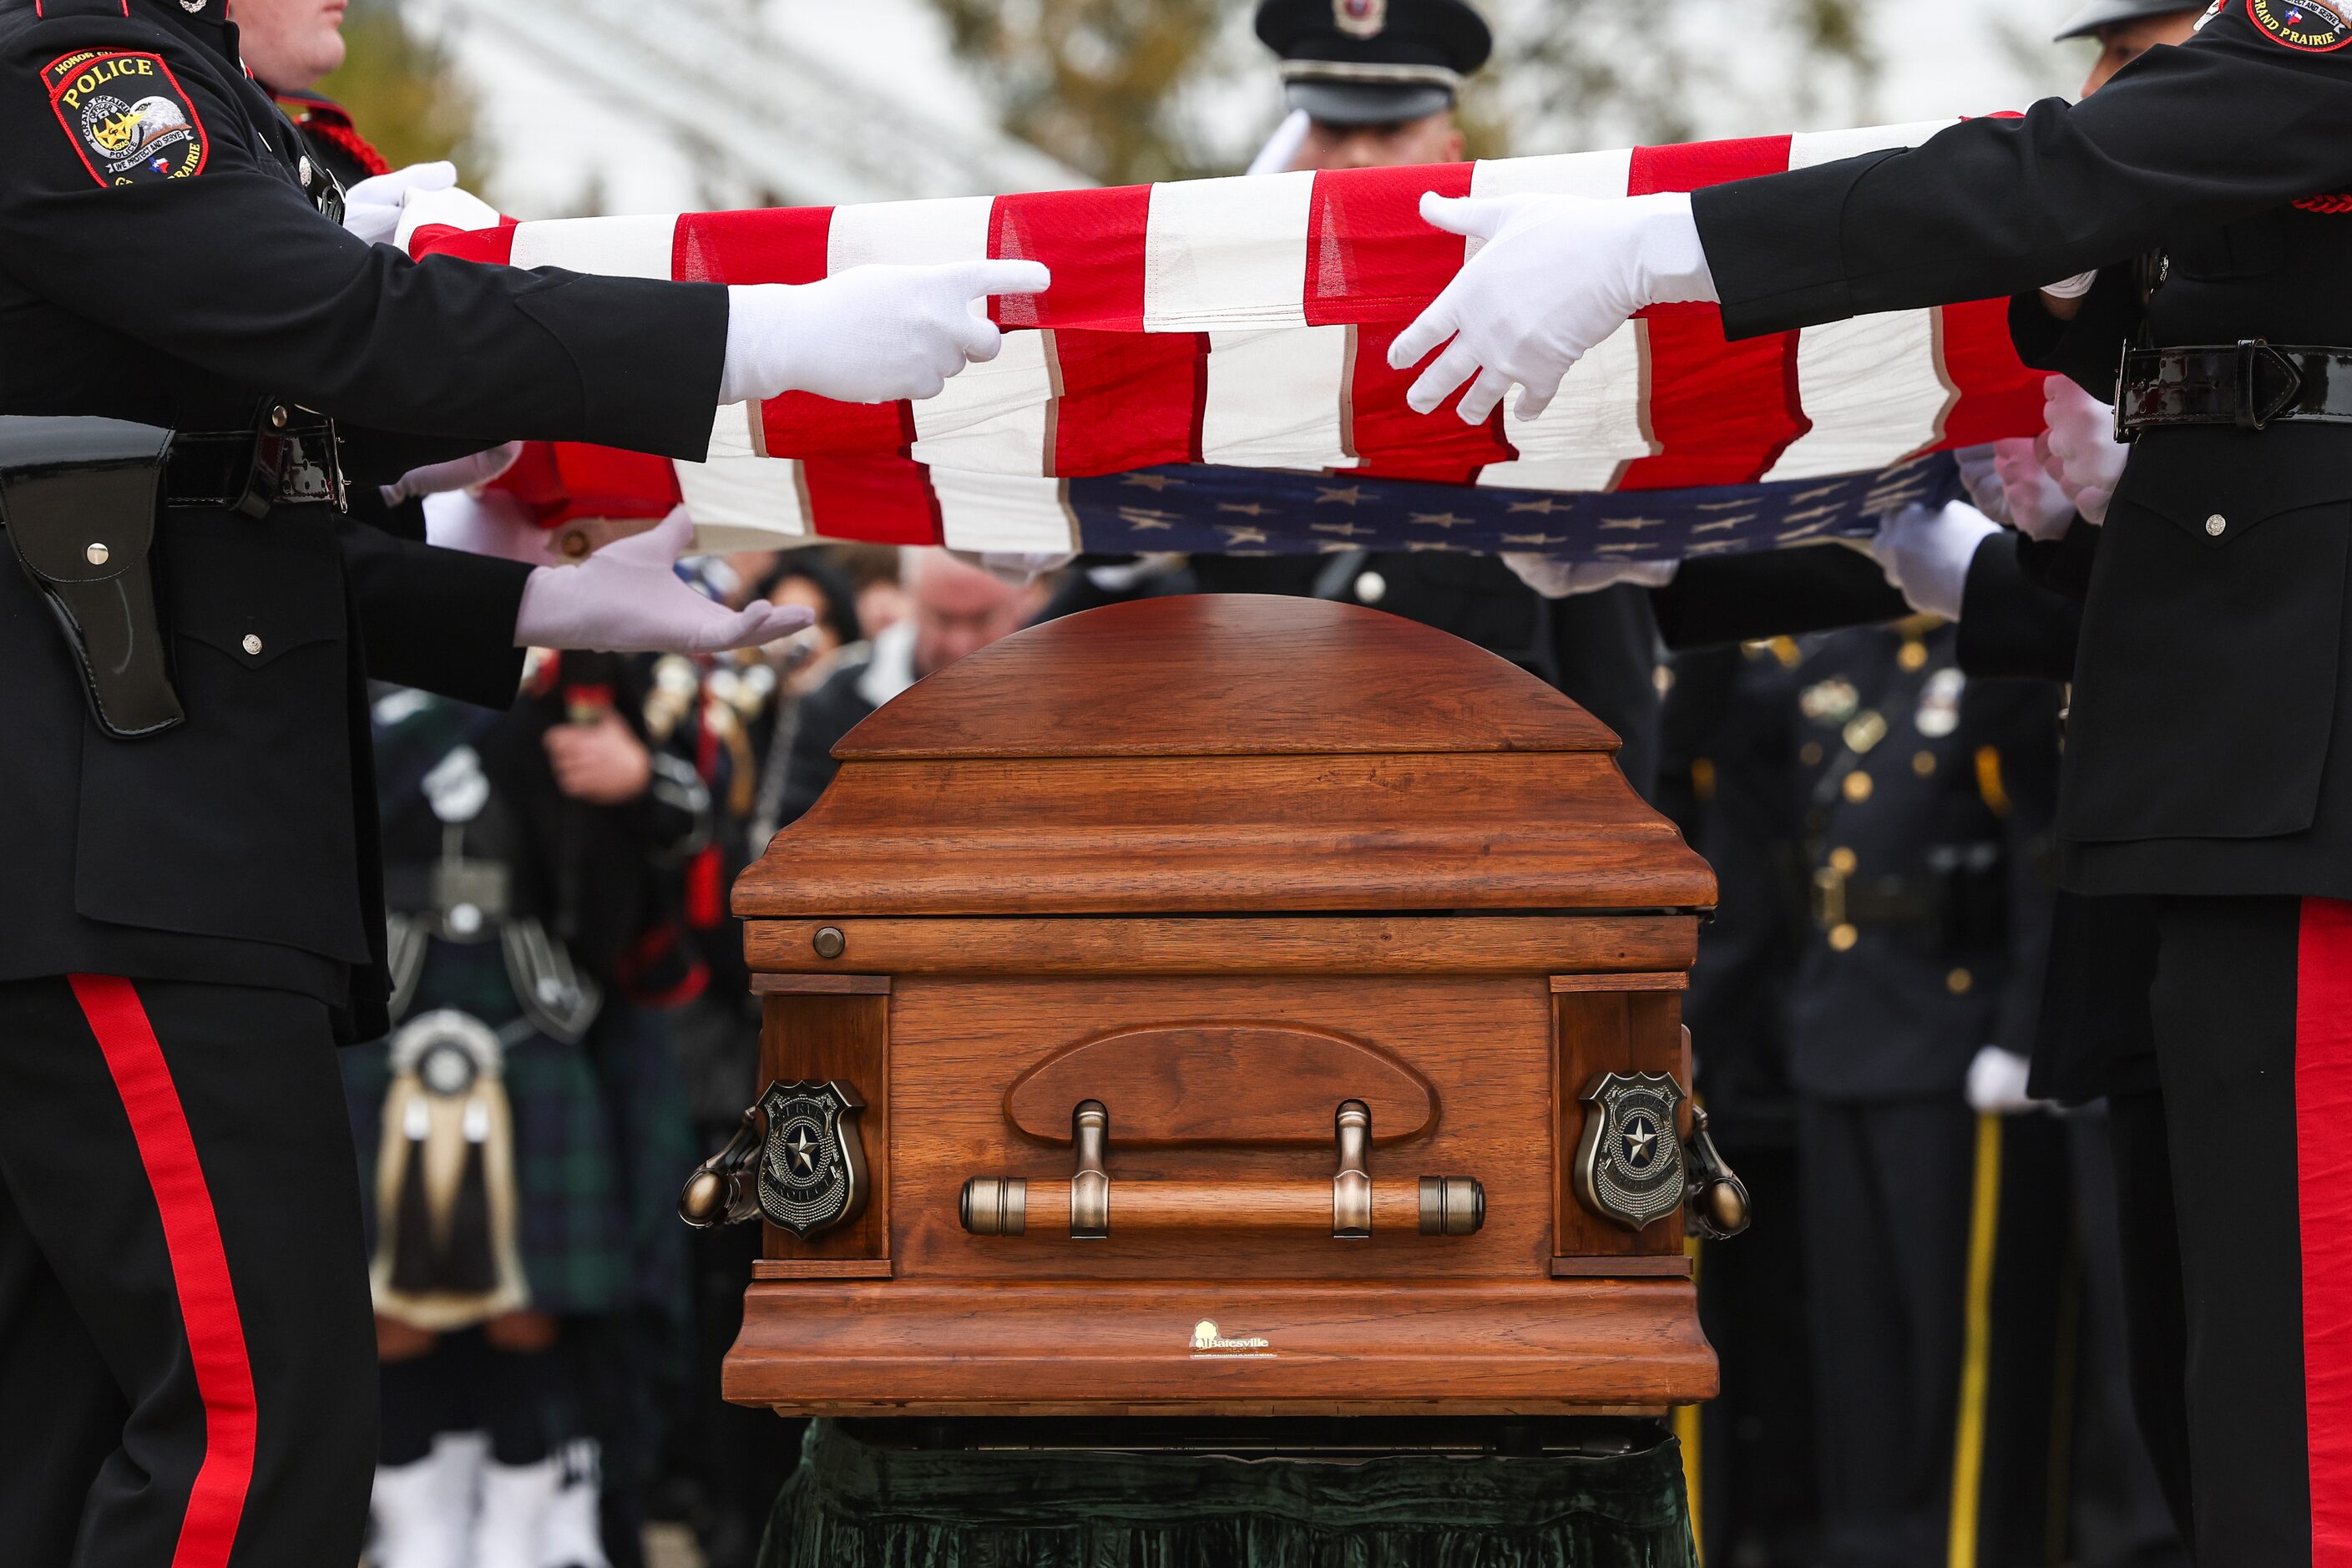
[1390,5,2352,1551]
[1222,0,1665,793]
[0,2,1049,1562]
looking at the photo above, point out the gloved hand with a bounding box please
[2039,374,2127,525]
[341,160,458,246]
[1965,1045,2047,1115]
[1389,191,1717,423]
[1953,444,2012,529]
[513,508,814,654]
[1500,554,1679,599]
[382,442,524,508]
[1247,108,1312,177]
[1867,501,2001,620]
[1990,437,2076,543]
[718,260,1052,406]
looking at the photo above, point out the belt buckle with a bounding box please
[2236,339,2304,432]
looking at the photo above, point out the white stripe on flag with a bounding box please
[1479,319,1655,493]
[826,195,995,270]
[1786,119,1960,170]
[508,214,680,278]
[910,325,1056,478]
[393,185,504,250]
[1766,311,1954,483]
[1144,171,1316,331]
[676,403,812,550]
[1200,326,1353,469]
[933,471,1078,555]
[1465,149,1636,261]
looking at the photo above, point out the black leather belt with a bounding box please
[2115,341,2352,438]
[164,406,344,514]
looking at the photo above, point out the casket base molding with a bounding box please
[723,1277,1713,1418]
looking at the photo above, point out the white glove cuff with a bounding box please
[2041,270,2099,301]
[1638,192,1720,306]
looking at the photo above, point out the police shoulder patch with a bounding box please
[2247,0,2352,50]
[43,48,209,186]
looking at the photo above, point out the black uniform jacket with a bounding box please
[1693,0,2352,898]
[0,0,728,1034]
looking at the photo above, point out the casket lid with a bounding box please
[835,594,1617,761]
[736,595,1714,919]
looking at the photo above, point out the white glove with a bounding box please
[382,442,524,507]
[1965,1045,2046,1116]
[1500,554,1679,599]
[1990,437,2076,543]
[718,260,1052,406]
[2039,375,2127,526]
[513,507,814,655]
[1953,445,2012,529]
[341,160,458,247]
[1867,501,2000,621]
[1389,191,1717,423]
[1247,108,1312,177]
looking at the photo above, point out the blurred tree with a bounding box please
[314,0,483,180]
[926,0,1878,182]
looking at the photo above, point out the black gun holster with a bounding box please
[0,417,184,739]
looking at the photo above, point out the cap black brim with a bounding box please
[1286,79,1456,128]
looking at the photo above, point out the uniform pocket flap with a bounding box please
[2117,425,2352,549]
[164,514,346,666]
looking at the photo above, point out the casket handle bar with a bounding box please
[959,1099,1484,1241]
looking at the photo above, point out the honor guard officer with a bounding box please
[0,0,1048,1562]
[1231,0,1666,792]
[1389,3,2352,1552]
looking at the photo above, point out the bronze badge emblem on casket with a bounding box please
[756,1080,869,1237]
[1574,1072,1687,1232]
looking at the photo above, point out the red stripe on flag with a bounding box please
[1052,329,1206,475]
[1303,161,1472,327]
[1620,135,1807,489]
[1933,298,2046,453]
[68,975,257,1568]
[407,218,517,266]
[673,205,833,286]
[991,185,1151,331]
[799,455,943,544]
[761,394,917,463]
[2299,896,2352,1565]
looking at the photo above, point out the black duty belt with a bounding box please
[165,405,345,514]
[2116,341,2352,438]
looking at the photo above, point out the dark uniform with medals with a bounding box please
[1686,3,2352,1550]
[1225,0,1665,794]
[0,0,732,1560]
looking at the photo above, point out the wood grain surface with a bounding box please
[833,594,1621,761]
[1003,1023,1435,1147]
[725,1277,1716,1413]
[744,914,1699,976]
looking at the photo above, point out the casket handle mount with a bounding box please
[959,1099,1483,1241]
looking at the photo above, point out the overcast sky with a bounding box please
[422,0,2097,217]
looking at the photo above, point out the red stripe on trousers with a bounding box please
[2300,898,2352,1563]
[1619,136,1808,490]
[67,975,257,1568]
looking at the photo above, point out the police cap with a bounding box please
[1255,0,1493,128]
[2052,0,2206,41]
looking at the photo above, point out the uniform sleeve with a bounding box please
[1953,534,2083,682]
[1693,7,2352,337]
[1984,680,2063,1060]
[1651,542,1909,650]
[337,523,530,708]
[0,28,726,458]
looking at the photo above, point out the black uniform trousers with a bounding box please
[0,976,376,1568]
[2104,895,2352,1566]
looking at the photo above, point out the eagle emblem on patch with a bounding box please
[1574,1071,1689,1232]
[2248,0,2352,48]
[1333,0,1387,39]
[43,50,208,186]
[755,1080,869,1238]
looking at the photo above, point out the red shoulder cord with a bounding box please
[278,100,392,179]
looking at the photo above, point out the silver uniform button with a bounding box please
[2206,513,2228,537]
[241,634,263,656]
[1353,570,1388,604]
[298,154,313,188]
[84,542,109,565]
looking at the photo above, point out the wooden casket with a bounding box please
[715,593,1722,1418]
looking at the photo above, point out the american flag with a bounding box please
[402,119,2036,561]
